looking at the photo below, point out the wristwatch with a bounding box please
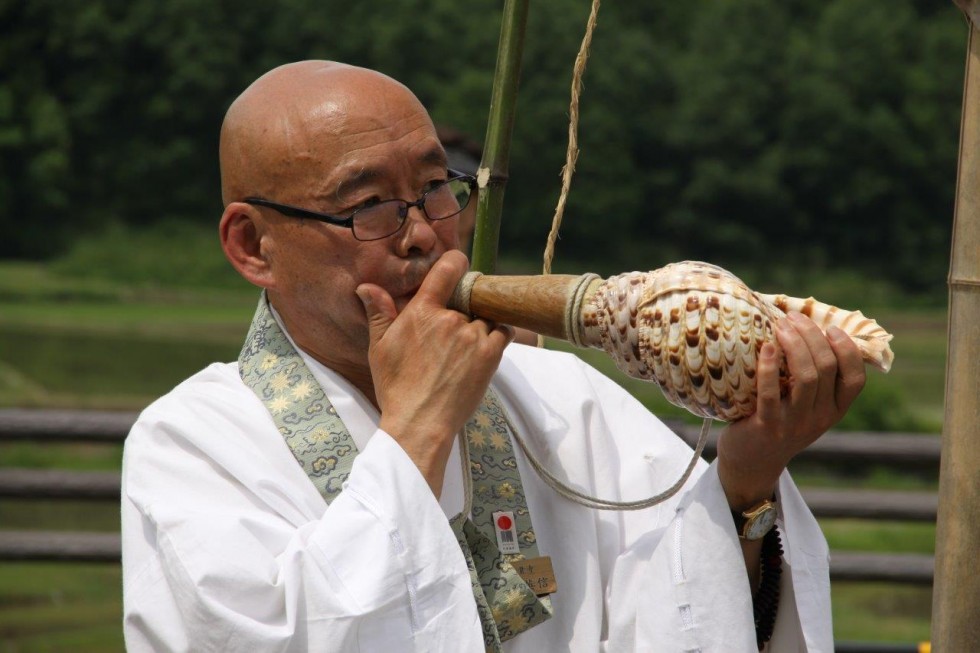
[732,498,778,541]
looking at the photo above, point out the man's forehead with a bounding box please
[323,142,448,200]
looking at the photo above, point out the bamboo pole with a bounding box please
[470,0,529,274]
[932,2,980,649]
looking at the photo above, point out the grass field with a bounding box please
[0,260,947,648]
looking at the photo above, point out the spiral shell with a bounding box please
[580,261,894,421]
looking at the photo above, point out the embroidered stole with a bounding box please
[238,295,553,650]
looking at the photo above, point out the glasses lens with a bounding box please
[424,178,472,221]
[447,177,474,212]
[349,176,475,241]
[351,200,407,241]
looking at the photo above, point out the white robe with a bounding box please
[121,341,833,652]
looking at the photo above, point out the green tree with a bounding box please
[0,0,965,295]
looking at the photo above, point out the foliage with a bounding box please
[0,1,965,293]
[51,219,246,289]
[835,376,935,433]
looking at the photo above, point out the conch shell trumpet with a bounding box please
[449,261,894,421]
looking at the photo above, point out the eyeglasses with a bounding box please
[242,169,477,241]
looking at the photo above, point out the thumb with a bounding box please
[356,284,397,348]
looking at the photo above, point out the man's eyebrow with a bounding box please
[419,147,448,168]
[333,167,381,197]
[330,147,449,200]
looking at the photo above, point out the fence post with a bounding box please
[932,2,980,649]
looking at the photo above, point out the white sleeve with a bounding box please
[122,391,483,653]
[603,464,832,652]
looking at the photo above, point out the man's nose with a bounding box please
[395,203,439,256]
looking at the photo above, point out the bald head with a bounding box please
[219,61,436,206]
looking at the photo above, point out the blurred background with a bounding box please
[0,0,966,650]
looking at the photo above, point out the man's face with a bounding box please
[257,73,461,358]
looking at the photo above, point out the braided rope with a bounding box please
[506,400,713,511]
[541,0,601,277]
[565,273,601,345]
[450,271,483,316]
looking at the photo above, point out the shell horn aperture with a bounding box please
[448,261,894,422]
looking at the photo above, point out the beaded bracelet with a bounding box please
[753,526,783,650]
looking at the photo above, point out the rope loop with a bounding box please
[525,0,708,510]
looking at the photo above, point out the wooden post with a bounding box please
[470,0,529,274]
[932,2,980,648]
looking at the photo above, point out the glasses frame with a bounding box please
[242,169,477,241]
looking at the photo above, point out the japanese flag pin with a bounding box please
[493,511,520,555]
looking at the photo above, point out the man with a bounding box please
[122,60,866,652]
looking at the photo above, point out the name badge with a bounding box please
[513,556,558,596]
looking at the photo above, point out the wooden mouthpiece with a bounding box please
[448,272,601,342]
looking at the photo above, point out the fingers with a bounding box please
[778,312,868,420]
[356,284,398,350]
[720,314,869,492]
[469,317,495,334]
[827,325,866,411]
[488,323,516,349]
[409,251,513,352]
[778,312,838,411]
[414,250,469,308]
[463,318,515,354]
[754,343,782,425]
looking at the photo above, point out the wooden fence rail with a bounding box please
[670,422,941,472]
[0,409,941,587]
[0,408,139,443]
[0,530,937,586]
[0,468,942,521]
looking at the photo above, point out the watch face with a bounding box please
[746,507,777,540]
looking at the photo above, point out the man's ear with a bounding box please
[219,202,275,289]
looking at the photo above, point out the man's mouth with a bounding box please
[390,261,436,306]
[390,282,423,312]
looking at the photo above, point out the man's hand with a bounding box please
[356,250,514,497]
[716,312,867,511]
